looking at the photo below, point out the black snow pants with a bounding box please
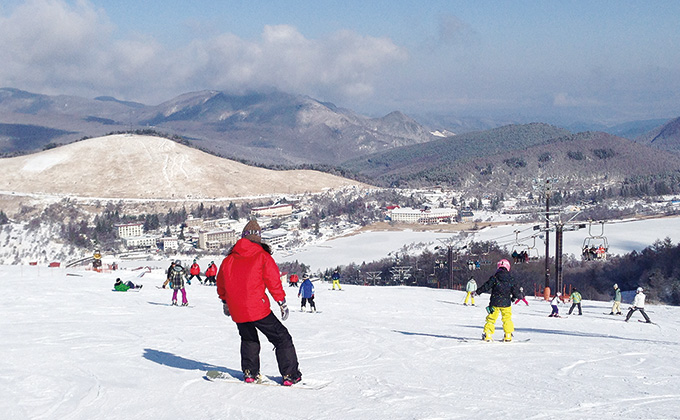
[301,297,316,310]
[568,302,582,315]
[625,307,651,323]
[236,312,300,377]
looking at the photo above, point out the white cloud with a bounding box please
[0,1,407,105]
[553,92,601,107]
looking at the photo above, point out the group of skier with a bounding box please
[468,258,653,341]
[111,217,653,385]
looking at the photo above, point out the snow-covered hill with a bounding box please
[2,265,679,419]
[0,134,365,199]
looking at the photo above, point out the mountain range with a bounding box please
[0,88,434,165]
[1,87,680,194]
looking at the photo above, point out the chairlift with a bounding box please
[510,230,531,263]
[581,221,609,261]
[525,235,540,261]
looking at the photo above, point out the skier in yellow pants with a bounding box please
[483,306,514,339]
[475,259,520,342]
[331,269,342,290]
[464,277,477,306]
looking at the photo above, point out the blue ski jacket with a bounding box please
[298,279,315,298]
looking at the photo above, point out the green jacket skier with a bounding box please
[568,289,582,315]
[609,284,622,315]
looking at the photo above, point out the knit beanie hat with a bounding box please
[242,219,261,243]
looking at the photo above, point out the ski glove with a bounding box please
[278,299,289,321]
[222,301,230,317]
[485,306,495,314]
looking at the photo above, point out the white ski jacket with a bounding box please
[466,280,477,293]
[633,292,646,308]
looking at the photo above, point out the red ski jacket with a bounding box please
[190,263,200,275]
[217,238,285,323]
[205,264,217,277]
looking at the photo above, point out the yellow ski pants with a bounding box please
[483,306,514,336]
[464,292,475,305]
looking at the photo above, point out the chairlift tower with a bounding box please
[366,271,381,286]
[543,179,553,294]
[389,266,412,285]
[436,237,467,289]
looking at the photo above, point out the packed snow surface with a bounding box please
[2,265,679,419]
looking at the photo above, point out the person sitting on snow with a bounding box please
[114,278,142,291]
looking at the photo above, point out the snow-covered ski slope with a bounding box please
[2,265,679,419]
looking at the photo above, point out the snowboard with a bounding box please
[112,288,141,292]
[462,338,531,343]
[204,370,330,390]
[147,301,194,308]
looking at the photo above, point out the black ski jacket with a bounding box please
[475,268,519,308]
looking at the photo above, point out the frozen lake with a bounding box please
[279,216,680,271]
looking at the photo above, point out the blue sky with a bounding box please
[1,0,679,124]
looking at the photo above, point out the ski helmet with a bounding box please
[613,283,618,289]
[497,259,511,271]
[637,287,643,293]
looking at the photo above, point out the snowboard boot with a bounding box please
[243,370,261,384]
[282,373,302,386]
[503,333,513,342]
[482,332,493,342]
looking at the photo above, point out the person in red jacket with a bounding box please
[188,259,202,284]
[288,273,299,288]
[204,261,218,286]
[217,219,302,386]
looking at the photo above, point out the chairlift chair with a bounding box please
[581,221,609,261]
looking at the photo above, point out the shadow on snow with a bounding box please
[142,348,240,377]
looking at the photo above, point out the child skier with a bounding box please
[464,276,477,306]
[475,259,520,342]
[549,293,562,317]
[625,287,652,323]
[169,260,189,306]
[514,286,529,305]
[568,289,583,315]
[205,261,218,286]
[609,284,623,315]
[298,274,316,312]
